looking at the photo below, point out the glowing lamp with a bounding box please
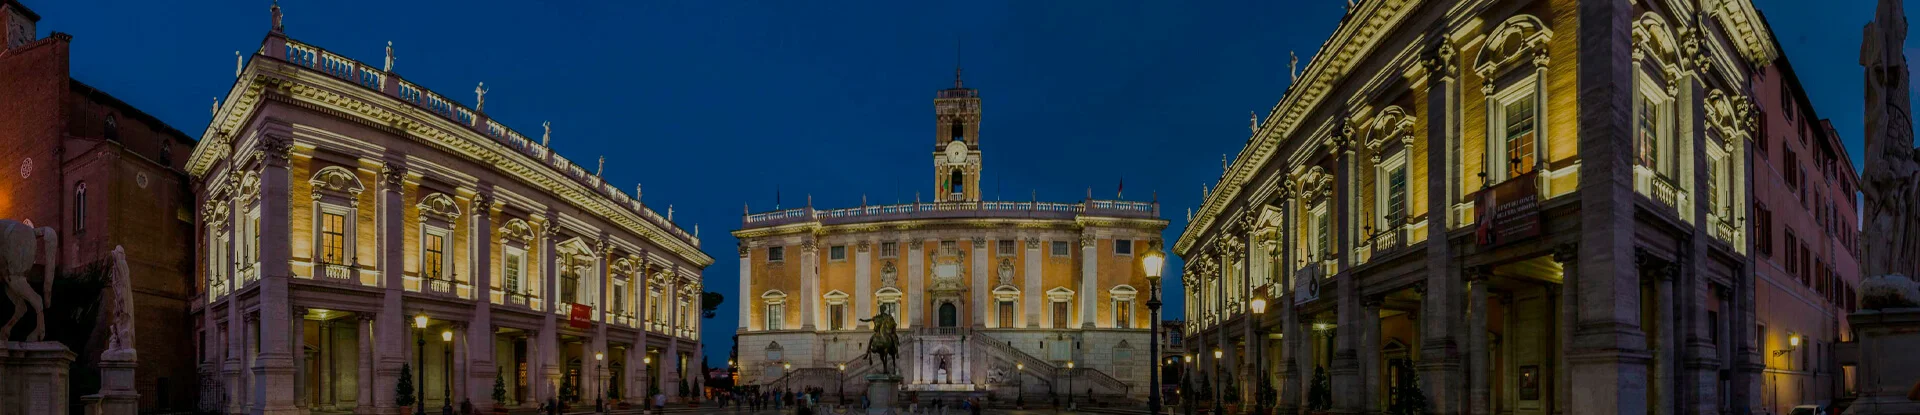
[414,314,429,329]
[595,352,604,361]
[440,330,452,342]
[1213,348,1223,359]
[1142,249,1165,281]
[1250,297,1268,314]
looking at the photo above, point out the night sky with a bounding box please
[26,0,1911,366]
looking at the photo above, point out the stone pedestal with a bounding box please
[1847,308,1920,415]
[1,341,76,415]
[866,374,902,415]
[83,357,139,415]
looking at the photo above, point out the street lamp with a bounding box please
[1250,297,1268,415]
[1016,363,1025,409]
[1212,347,1224,415]
[413,315,428,415]
[1143,248,1166,415]
[837,363,847,405]
[442,330,454,415]
[1067,361,1076,410]
[595,352,606,414]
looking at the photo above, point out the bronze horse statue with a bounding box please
[858,312,900,375]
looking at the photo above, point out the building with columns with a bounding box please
[1177,0,1801,414]
[731,74,1168,402]
[185,22,710,414]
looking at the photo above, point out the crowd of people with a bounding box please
[706,386,988,415]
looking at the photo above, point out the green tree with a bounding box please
[701,292,725,319]
[560,374,577,402]
[493,368,508,405]
[1386,359,1430,415]
[1308,366,1332,411]
[396,364,417,407]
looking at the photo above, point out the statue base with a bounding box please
[0,341,77,415]
[865,374,902,415]
[1846,307,1920,414]
[84,357,140,415]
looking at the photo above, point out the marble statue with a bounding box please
[383,41,394,72]
[270,0,283,33]
[1,219,56,342]
[101,246,135,362]
[234,51,242,78]
[1860,0,1920,279]
[596,156,605,177]
[474,82,489,111]
[858,312,900,375]
[542,121,552,146]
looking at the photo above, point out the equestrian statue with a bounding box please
[859,312,900,376]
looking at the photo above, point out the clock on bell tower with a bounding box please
[934,67,981,202]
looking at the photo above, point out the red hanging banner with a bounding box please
[569,303,592,329]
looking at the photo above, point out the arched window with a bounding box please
[74,182,87,233]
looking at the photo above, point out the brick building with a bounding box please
[0,0,200,411]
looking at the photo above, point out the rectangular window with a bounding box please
[613,285,626,314]
[1115,300,1132,329]
[1637,93,1666,175]
[1503,94,1538,178]
[423,232,446,279]
[829,245,846,261]
[768,246,785,262]
[1377,153,1409,230]
[1051,241,1070,257]
[320,212,346,263]
[880,242,898,258]
[1052,301,1070,329]
[1708,310,1721,345]
[503,249,524,293]
[829,304,845,331]
[1785,149,1801,191]
[998,301,1015,328]
[1755,204,1774,257]
[767,304,784,330]
[998,240,1015,256]
[941,240,958,252]
[1313,207,1332,259]
[1115,239,1133,256]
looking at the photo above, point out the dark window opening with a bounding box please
[951,121,965,141]
[950,170,964,194]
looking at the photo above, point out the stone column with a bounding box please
[293,307,308,410]
[357,314,375,413]
[1330,262,1360,415]
[738,244,752,331]
[451,322,470,408]
[1680,72,1721,415]
[637,260,651,400]
[537,217,562,403]
[1570,0,1652,414]
[1648,253,1676,415]
[254,132,298,415]
[1361,298,1383,414]
[856,242,873,327]
[468,193,498,407]
[664,274,682,389]
[1553,244,1577,415]
[1418,35,1467,415]
[801,238,820,331]
[1467,269,1489,415]
[245,314,259,413]
[375,161,409,413]
[1080,233,1099,328]
[319,320,333,410]
[1278,194,1301,415]
[971,237,989,327]
[225,192,245,414]
[908,241,925,328]
[591,240,612,404]
[1025,237,1043,327]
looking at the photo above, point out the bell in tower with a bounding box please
[934,67,982,202]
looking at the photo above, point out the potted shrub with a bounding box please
[395,363,417,415]
[491,369,510,414]
[1386,359,1430,415]
[1307,366,1333,415]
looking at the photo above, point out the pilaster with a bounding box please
[467,192,497,407]
[856,241,872,327]
[375,160,408,414]
[971,237,989,328]
[1024,237,1043,327]
[1418,32,1467,415]
[800,237,819,331]
[1080,233,1098,328]
[254,130,298,414]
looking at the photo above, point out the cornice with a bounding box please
[730,215,1168,240]
[189,55,713,267]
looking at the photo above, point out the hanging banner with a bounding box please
[1475,171,1542,247]
[569,303,592,329]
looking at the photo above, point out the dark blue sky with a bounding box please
[30,0,1907,365]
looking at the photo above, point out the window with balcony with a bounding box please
[766,303,785,330]
[503,248,526,294]
[1488,77,1541,181]
[423,229,448,279]
[1635,78,1675,179]
[1376,152,1408,231]
[317,212,346,264]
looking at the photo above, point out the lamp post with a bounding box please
[1066,361,1076,411]
[442,330,455,415]
[1250,296,1268,415]
[1212,347,1224,415]
[1143,249,1166,415]
[595,352,606,414]
[414,315,429,415]
[1016,363,1025,409]
[837,363,846,406]
[1183,354,1194,415]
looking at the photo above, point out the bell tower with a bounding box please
[934,68,982,202]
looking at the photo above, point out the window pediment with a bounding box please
[417,193,461,221]
[1474,14,1554,77]
[309,166,366,196]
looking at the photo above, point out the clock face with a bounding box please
[944,140,968,164]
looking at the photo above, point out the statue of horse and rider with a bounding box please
[858,312,900,376]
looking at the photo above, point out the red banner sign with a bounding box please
[569,303,592,329]
[1474,171,1542,247]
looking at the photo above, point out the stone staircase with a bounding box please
[966,331,1131,399]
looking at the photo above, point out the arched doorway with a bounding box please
[939,302,958,327]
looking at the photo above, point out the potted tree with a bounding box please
[395,363,417,415]
[558,375,577,412]
[491,369,510,414]
[1222,374,1241,415]
[1307,366,1333,415]
[1386,359,1430,415]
